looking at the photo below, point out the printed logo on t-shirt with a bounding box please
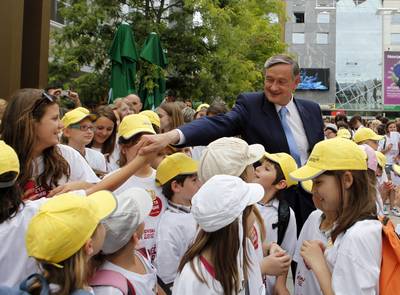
[149,196,163,217]
[250,225,259,250]
[23,180,48,200]
[296,272,305,287]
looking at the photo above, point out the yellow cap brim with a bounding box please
[301,180,313,194]
[290,165,325,181]
[119,127,155,139]
[87,190,117,221]
[393,164,400,176]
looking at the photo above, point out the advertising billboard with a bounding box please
[297,68,330,91]
[384,51,400,106]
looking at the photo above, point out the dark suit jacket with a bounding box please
[179,91,324,151]
[179,91,325,233]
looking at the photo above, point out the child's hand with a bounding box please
[300,240,326,271]
[261,251,291,276]
[269,242,285,255]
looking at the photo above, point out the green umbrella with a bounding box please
[109,24,139,102]
[138,32,168,110]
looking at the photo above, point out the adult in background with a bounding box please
[125,93,143,114]
[138,54,324,231]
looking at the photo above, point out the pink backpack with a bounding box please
[90,269,136,295]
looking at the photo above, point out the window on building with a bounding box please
[391,33,400,45]
[392,15,400,25]
[294,12,305,23]
[50,0,66,25]
[317,12,330,23]
[292,33,305,44]
[316,33,329,44]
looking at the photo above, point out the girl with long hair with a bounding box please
[173,175,265,295]
[291,138,381,295]
[156,102,184,133]
[0,89,99,199]
[88,105,120,172]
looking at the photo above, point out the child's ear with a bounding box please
[342,171,354,189]
[274,179,287,190]
[83,238,95,257]
[171,180,182,194]
[63,128,71,138]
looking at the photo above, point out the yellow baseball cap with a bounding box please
[117,114,155,139]
[140,110,161,128]
[263,152,298,188]
[290,138,367,181]
[156,152,198,185]
[337,128,351,139]
[196,103,210,112]
[26,190,116,266]
[353,128,383,143]
[0,140,19,176]
[61,107,96,128]
[375,151,386,168]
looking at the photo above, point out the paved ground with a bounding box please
[286,213,400,294]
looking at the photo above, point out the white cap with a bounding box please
[199,137,265,183]
[324,123,338,132]
[102,188,153,254]
[191,175,264,232]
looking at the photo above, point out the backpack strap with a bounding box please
[19,273,50,295]
[272,199,291,245]
[89,269,135,295]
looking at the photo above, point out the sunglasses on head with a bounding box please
[33,91,55,113]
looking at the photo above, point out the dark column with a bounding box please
[0,0,24,100]
[21,0,51,90]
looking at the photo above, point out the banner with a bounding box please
[384,51,400,105]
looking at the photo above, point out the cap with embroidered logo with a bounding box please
[61,107,97,128]
[118,114,155,139]
[140,110,161,128]
[290,137,367,181]
[156,152,198,185]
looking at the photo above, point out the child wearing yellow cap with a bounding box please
[111,114,167,262]
[25,191,116,294]
[154,153,201,289]
[253,152,298,295]
[62,107,107,176]
[290,137,381,294]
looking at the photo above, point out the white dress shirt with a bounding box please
[275,98,309,165]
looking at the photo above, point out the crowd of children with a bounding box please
[0,89,398,295]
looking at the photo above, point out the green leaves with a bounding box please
[49,0,285,105]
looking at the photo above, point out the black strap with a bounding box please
[157,276,172,295]
[272,199,291,245]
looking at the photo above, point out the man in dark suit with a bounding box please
[139,54,324,231]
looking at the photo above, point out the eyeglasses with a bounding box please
[33,91,55,113]
[69,124,96,132]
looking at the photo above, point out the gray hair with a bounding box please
[182,106,195,123]
[264,54,300,78]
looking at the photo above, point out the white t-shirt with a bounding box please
[172,239,265,295]
[325,220,382,295]
[293,210,328,295]
[257,198,297,294]
[91,144,120,172]
[379,132,400,165]
[32,144,99,196]
[93,252,157,295]
[85,148,107,173]
[155,207,197,284]
[0,198,48,286]
[110,168,167,262]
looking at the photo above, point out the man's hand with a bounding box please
[137,130,180,155]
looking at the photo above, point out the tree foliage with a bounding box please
[49,0,286,105]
